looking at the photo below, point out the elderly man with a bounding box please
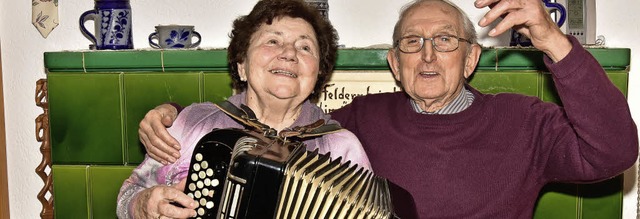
[138,0,638,218]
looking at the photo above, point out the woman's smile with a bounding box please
[270,69,298,78]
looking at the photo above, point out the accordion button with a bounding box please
[190,173,198,181]
[188,183,196,191]
[201,161,209,169]
[206,169,214,177]
[199,171,206,179]
[204,178,211,186]
[200,198,207,206]
[202,188,209,196]
[198,208,205,216]
[193,163,201,171]
[212,179,220,187]
[197,181,204,189]
[195,153,203,161]
[206,201,214,209]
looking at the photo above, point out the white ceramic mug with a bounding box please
[148,25,201,49]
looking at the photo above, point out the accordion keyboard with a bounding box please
[184,128,397,219]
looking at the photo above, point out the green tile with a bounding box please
[606,71,629,97]
[123,73,202,164]
[468,71,539,96]
[541,71,628,104]
[53,165,89,219]
[85,50,162,71]
[587,48,631,69]
[89,166,136,219]
[540,73,561,104]
[335,49,390,70]
[203,72,234,104]
[479,48,540,71]
[44,52,84,72]
[579,176,623,219]
[44,48,629,72]
[476,49,497,71]
[48,73,124,164]
[533,183,579,219]
[495,48,546,71]
[163,50,228,71]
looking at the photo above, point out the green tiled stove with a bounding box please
[37,47,630,218]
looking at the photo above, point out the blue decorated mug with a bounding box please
[80,0,133,50]
[148,25,202,49]
[510,0,566,47]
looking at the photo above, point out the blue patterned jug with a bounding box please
[79,0,133,50]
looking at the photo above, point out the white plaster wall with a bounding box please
[1,0,639,218]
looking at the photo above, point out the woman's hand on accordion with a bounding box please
[139,103,181,165]
[132,179,197,219]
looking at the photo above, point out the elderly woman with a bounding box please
[116,0,371,218]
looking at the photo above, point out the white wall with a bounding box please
[1,0,639,218]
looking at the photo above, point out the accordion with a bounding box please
[183,128,412,219]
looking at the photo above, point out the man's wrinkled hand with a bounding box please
[139,103,181,165]
[475,0,572,61]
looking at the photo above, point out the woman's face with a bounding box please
[238,16,320,103]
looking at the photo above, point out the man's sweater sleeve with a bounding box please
[541,35,638,182]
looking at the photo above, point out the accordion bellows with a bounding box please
[184,128,402,219]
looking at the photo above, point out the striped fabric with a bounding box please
[410,88,475,114]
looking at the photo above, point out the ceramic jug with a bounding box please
[79,0,133,50]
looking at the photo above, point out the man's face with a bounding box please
[388,1,480,112]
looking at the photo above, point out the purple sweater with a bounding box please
[330,37,638,218]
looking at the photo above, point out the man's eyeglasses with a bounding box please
[396,35,472,53]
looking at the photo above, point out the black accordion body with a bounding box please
[183,128,408,219]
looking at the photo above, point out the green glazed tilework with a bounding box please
[533,177,623,219]
[533,183,579,219]
[587,48,632,69]
[477,48,546,71]
[203,73,234,104]
[44,48,630,72]
[335,49,391,70]
[474,47,630,71]
[53,165,89,219]
[162,50,228,71]
[52,165,136,219]
[469,71,539,96]
[541,71,629,104]
[541,74,560,104]
[123,73,203,164]
[579,176,623,219]
[86,51,162,70]
[48,73,124,165]
[609,72,630,97]
[89,166,136,219]
[498,49,544,70]
[48,72,235,165]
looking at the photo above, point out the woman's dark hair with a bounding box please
[228,0,339,100]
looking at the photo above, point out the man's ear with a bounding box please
[387,49,402,81]
[463,44,482,79]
